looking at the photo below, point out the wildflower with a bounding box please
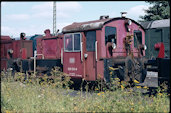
[133,79,139,83]
[29,79,32,82]
[129,88,133,92]
[136,86,141,88]
[151,95,154,98]
[117,82,120,85]
[158,93,162,96]
[97,93,101,96]
[115,78,120,80]
[121,85,124,89]
[131,107,134,111]
[130,102,134,105]
[164,110,167,113]
[5,110,11,113]
[95,88,99,91]
[74,106,77,110]
[121,81,126,85]
[143,86,148,89]
[110,72,113,75]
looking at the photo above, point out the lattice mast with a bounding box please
[53,1,56,36]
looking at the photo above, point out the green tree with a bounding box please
[139,1,170,22]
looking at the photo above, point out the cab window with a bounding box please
[105,26,117,45]
[85,30,96,51]
[134,30,142,48]
[64,33,81,52]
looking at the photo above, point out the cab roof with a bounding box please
[140,19,170,29]
[62,17,145,33]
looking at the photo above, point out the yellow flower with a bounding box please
[121,85,124,89]
[117,82,120,85]
[131,108,134,111]
[143,86,148,89]
[158,93,162,96]
[115,78,120,80]
[136,86,141,88]
[130,102,134,105]
[95,88,99,91]
[5,110,11,113]
[74,106,77,110]
[97,93,101,96]
[134,79,139,83]
[121,81,126,84]
[110,72,113,75]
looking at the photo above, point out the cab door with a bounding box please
[84,30,97,81]
[63,33,83,78]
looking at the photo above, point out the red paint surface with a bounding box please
[154,42,165,58]
[41,38,62,59]
[12,40,33,59]
[1,36,13,59]
[1,36,12,40]
[84,52,96,81]
[1,39,33,70]
[36,31,63,59]
[100,19,145,59]
[36,38,43,59]
[63,52,83,79]
[21,48,27,59]
[0,59,7,70]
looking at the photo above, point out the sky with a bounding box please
[1,1,152,38]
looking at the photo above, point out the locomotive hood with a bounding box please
[62,17,144,33]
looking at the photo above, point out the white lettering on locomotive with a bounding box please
[68,67,77,71]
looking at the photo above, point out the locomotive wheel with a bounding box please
[124,56,146,83]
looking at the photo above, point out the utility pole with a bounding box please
[53,1,56,36]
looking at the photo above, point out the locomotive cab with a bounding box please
[62,16,147,83]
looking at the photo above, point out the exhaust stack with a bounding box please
[121,12,127,18]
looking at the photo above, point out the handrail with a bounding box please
[81,42,83,62]
[95,41,98,61]
[33,51,44,76]
[61,48,63,64]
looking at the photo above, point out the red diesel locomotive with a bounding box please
[62,15,147,83]
[1,33,33,72]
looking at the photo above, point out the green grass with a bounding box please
[1,69,170,112]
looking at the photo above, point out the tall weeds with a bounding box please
[1,67,170,112]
